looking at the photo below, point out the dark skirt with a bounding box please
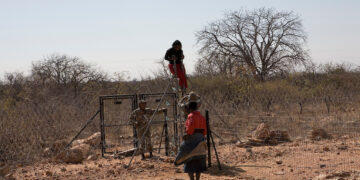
[184,157,207,173]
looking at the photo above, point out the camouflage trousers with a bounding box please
[137,127,153,154]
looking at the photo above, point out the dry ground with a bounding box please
[9,136,360,180]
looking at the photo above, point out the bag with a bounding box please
[174,133,207,166]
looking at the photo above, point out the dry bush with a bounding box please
[1,59,360,165]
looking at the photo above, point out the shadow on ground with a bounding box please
[204,163,247,177]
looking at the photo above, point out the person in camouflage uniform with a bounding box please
[129,100,167,160]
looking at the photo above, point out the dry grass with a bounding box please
[1,65,360,166]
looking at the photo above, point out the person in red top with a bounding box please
[185,110,207,136]
[184,101,207,180]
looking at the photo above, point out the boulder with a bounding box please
[52,140,67,153]
[311,128,331,140]
[84,132,101,147]
[87,154,99,161]
[73,132,101,147]
[252,123,271,140]
[269,130,291,142]
[43,139,67,157]
[55,143,90,164]
[56,148,84,164]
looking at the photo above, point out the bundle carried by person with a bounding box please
[174,132,207,166]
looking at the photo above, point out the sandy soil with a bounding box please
[9,136,360,180]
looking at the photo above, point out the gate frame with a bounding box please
[99,94,138,157]
[139,92,179,154]
[99,93,179,157]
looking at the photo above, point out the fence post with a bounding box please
[100,97,105,157]
[174,94,179,154]
[164,111,169,156]
[133,95,138,148]
[206,110,211,167]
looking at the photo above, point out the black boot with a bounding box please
[141,153,145,160]
[149,152,153,158]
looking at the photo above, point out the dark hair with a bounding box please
[172,40,182,47]
[188,102,198,111]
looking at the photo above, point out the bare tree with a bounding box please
[31,54,107,96]
[196,8,309,80]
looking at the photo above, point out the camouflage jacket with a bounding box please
[129,108,165,128]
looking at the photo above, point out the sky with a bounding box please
[1,0,360,80]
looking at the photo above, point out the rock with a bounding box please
[326,171,351,178]
[55,143,92,163]
[274,171,285,175]
[320,164,326,168]
[275,151,283,157]
[230,138,238,144]
[235,141,243,147]
[175,168,182,173]
[72,132,101,147]
[72,139,85,146]
[52,139,68,152]
[0,166,10,177]
[246,148,253,156]
[21,169,27,174]
[337,171,351,177]
[323,146,330,152]
[45,171,52,176]
[4,173,14,180]
[87,154,99,161]
[44,139,68,157]
[252,123,271,140]
[276,160,283,165]
[61,168,66,172]
[337,145,348,150]
[310,128,331,140]
[313,174,327,180]
[72,143,91,157]
[43,147,52,157]
[55,148,84,164]
[107,169,115,175]
[269,130,291,142]
[84,132,101,147]
[160,157,174,163]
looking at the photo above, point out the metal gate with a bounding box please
[99,93,180,157]
[139,92,179,155]
[99,94,137,157]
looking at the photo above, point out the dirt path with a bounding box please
[10,137,360,180]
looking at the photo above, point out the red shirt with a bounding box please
[185,111,207,136]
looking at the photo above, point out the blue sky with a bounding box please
[1,0,360,79]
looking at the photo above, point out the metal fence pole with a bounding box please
[132,95,138,148]
[164,111,169,156]
[174,93,179,154]
[99,97,105,157]
[206,110,211,167]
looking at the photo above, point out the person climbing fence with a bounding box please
[164,40,188,94]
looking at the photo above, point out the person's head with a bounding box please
[188,102,198,112]
[189,91,197,100]
[172,40,182,51]
[138,100,147,110]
